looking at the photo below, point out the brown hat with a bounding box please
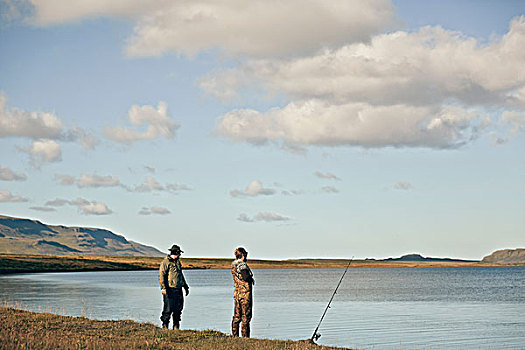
[169,244,183,254]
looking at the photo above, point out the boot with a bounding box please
[232,320,240,337]
[173,321,180,330]
[241,323,250,338]
[162,323,168,329]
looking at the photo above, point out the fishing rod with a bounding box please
[310,257,354,344]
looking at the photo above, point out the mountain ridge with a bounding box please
[379,253,479,262]
[0,215,164,257]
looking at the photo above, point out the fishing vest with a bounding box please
[232,259,253,298]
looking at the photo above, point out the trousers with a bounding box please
[160,287,184,327]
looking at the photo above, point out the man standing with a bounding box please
[231,247,254,337]
[159,244,189,330]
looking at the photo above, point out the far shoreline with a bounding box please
[1,254,524,274]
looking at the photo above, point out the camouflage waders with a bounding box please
[231,259,254,337]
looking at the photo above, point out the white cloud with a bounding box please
[70,197,113,215]
[0,189,28,202]
[45,198,70,206]
[212,17,525,150]
[394,181,413,190]
[77,173,121,188]
[237,211,291,223]
[0,165,26,181]
[104,102,180,144]
[281,189,304,196]
[126,176,191,193]
[139,206,171,215]
[0,93,95,151]
[21,0,396,58]
[321,186,340,194]
[20,139,62,166]
[207,18,525,106]
[54,174,75,186]
[217,102,489,149]
[0,93,63,139]
[30,206,56,212]
[230,180,276,197]
[501,111,525,134]
[315,171,340,180]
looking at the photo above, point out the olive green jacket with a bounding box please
[159,255,188,290]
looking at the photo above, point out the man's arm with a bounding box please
[159,260,168,293]
[178,260,190,295]
[237,263,254,284]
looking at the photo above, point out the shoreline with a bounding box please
[1,254,523,274]
[0,307,344,349]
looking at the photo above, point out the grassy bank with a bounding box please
[0,307,344,350]
[2,253,521,274]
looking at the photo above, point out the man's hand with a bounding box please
[161,289,167,295]
[184,286,190,296]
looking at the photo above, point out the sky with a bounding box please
[0,0,524,260]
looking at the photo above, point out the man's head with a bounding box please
[234,247,248,261]
[169,244,183,258]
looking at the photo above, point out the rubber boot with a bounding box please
[232,320,240,337]
[241,323,250,338]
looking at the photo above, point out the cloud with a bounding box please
[138,206,171,215]
[217,102,490,149]
[77,173,121,188]
[126,176,192,193]
[0,93,96,152]
[0,165,26,181]
[321,186,340,194]
[237,211,291,223]
[315,171,340,180]
[230,180,276,197]
[20,0,396,58]
[70,198,113,215]
[30,206,56,212]
[20,139,62,166]
[0,93,63,139]
[281,190,304,196]
[63,126,98,150]
[0,189,29,202]
[45,198,70,206]
[104,102,180,144]
[41,197,112,215]
[212,17,525,150]
[54,174,75,186]
[501,111,525,134]
[394,181,413,190]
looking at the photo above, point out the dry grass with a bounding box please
[0,307,346,350]
[1,253,521,274]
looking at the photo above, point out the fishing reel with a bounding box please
[309,331,321,344]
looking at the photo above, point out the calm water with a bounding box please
[1,267,524,349]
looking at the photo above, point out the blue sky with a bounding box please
[0,0,524,259]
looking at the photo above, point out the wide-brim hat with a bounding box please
[169,244,183,254]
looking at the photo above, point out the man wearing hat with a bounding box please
[159,244,189,329]
[231,247,254,337]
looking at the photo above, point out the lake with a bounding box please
[1,267,524,349]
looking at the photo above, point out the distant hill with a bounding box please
[482,248,525,264]
[381,253,478,262]
[0,215,164,257]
